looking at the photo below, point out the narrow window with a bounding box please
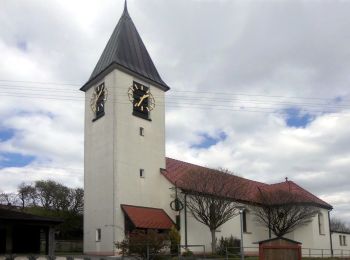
[344,235,347,246]
[340,235,343,246]
[140,169,145,178]
[140,127,144,136]
[318,213,324,235]
[96,228,101,242]
[243,210,247,232]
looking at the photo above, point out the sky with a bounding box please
[1,0,350,223]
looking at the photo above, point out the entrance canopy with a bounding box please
[121,205,173,230]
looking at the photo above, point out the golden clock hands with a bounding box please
[136,94,150,107]
[96,87,104,101]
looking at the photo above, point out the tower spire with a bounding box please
[124,0,128,13]
[81,0,169,92]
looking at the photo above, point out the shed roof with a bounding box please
[0,207,62,224]
[257,237,302,245]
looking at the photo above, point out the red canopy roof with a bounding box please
[163,157,332,209]
[121,205,174,230]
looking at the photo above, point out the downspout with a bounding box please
[268,208,271,239]
[328,210,333,257]
[184,193,188,248]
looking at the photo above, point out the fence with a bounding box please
[55,240,83,253]
[301,248,350,258]
[225,246,258,259]
[225,246,350,259]
[118,244,206,259]
[2,246,350,259]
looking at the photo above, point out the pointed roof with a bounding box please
[81,3,169,91]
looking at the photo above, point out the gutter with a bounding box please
[328,210,333,257]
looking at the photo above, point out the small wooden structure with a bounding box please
[258,237,302,260]
[0,207,62,255]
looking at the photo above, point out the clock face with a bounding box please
[90,83,108,117]
[128,82,155,119]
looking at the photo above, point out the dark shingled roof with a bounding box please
[0,207,62,224]
[81,3,169,92]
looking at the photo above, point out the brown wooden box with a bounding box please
[258,237,302,260]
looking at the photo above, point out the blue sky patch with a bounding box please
[0,153,35,169]
[284,108,314,128]
[334,96,343,103]
[17,40,28,52]
[191,131,227,149]
[0,128,15,142]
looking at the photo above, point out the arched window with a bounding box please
[318,213,325,235]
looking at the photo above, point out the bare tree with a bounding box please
[178,168,247,254]
[251,188,320,237]
[0,192,18,206]
[69,188,84,214]
[330,218,350,232]
[18,183,37,208]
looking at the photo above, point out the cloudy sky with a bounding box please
[1,0,350,222]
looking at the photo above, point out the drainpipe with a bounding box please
[184,194,188,248]
[328,210,333,257]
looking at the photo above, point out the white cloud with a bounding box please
[0,0,350,223]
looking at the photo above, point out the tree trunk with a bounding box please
[211,229,216,254]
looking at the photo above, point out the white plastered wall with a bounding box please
[331,232,350,256]
[178,204,332,255]
[84,72,116,255]
[84,68,174,255]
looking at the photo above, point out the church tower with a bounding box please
[81,3,172,255]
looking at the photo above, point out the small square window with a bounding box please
[96,228,101,242]
[140,127,144,136]
[140,169,145,178]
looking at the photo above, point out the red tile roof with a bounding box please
[266,181,331,208]
[163,157,332,209]
[121,205,174,230]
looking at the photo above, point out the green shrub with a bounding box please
[115,230,169,259]
[182,248,194,256]
[169,225,181,254]
[216,235,240,256]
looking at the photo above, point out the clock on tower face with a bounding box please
[128,81,155,120]
[90,82,108,120]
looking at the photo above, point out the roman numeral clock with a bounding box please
[128,81,155,120]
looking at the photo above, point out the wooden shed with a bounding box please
[257,237,302,260]
[0,207,62,255]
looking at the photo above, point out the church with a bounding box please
[80,2,334,256]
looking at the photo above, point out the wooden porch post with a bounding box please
[5,224,13,254]
[48,226,55,256]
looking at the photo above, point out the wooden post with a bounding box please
[48,227,55,256]
[5,224,13,254]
